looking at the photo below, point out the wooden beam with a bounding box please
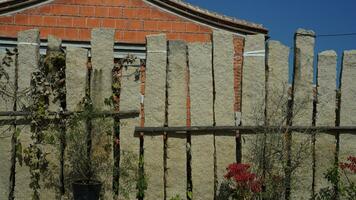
[134,126,356,136]
[0,110,140,126]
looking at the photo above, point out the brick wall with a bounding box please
[0,0,212,43]
[0,0,244,115]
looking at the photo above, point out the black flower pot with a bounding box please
[72,180,102,200]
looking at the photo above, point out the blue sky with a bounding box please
[185,0,356,87]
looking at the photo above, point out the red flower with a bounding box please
[224,163,262,194]
[339,156,356,174]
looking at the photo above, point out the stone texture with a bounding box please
[0,50,15,199]
[188,42,214,200]
[241,34,265,164]
[90,28,115,110]
[213,30,236,188]
[315,50,337,191]
[119,67,141,200]
[15,29,40,199]
[166,41,187,199]
[340,50,356,184]
[144,34,166,200]
[266,40,290,124]
[241,34,266,126]
[65,47,88,111]
[291,29,315,200]
[293,28,315,125]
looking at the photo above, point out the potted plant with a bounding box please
[66,101,112,200]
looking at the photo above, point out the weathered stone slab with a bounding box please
[213,30,236,188]
[266,40,290,124]
[241,34,265,126]
[291,29,315,200]
[0,50,15,199]
[293,28,315,125]
[119,67,141,200]
[241,34,265,164]
[166,41,187,199]
[15,29,40,199]
[90,28,115,110]
[65,47,88,111]
[188,42,214,200]
[315,51,337,190]
[144,34,166,200]
[90,28,115,199]
[340,50,356,184]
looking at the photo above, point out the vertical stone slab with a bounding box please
[213,31,236,187]
[166,41,187,199]
[144,34,166,200]
[90,28,115,199]
[241,34,265,163]
[315,50,337,190]
[340,50,356,184]
[188,43,214,200]
[292,29,315,199]
[266,40,290,124]
[15,29,40,199]
[0,50,15,199]
[66,47,88,111]
[119,66,141,200]
[90,28,115,110]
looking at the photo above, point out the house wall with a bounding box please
[0,0,214,43]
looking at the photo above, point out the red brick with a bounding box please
[79,6,95,16]
[186,23,200,32]
[79,28,91,40]
[52,5,79,15]
[115,19,127,29]
[128,20,143,30]
[199,25,211,33]
[143,20,157,31]
[40,28,54,38]
[129,0,146,7]
[95,7,110,17]
[58,17,73,27]
[136,8,151,19]
[53,28,65,38]
[0,16,14,24]
[109,7,122,18]
[38,5,53,14]
[101,18,116,28]
[72,17,86,28]
[167,33,180,40]
[43,16,58,26]
[65,28,79,39]
[157,21,171,32]
[123,31,137,42]
[14,15,29,25]
[172,22,186,32]
[29,15,43,25]
[122,8,137,18]
[86,18,100,28]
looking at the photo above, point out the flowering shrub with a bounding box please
[313,155,356,200]
[340,156,356,174]
[218,163,262,200]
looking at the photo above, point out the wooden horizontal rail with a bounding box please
[134,126,356,137]
[0,110,140,126]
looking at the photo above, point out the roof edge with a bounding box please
[0,0,51,15]
[0,0,268,35]
[145,0,268,35]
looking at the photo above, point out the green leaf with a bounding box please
[16,142,23,166]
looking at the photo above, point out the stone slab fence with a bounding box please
[0,28,356,200]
